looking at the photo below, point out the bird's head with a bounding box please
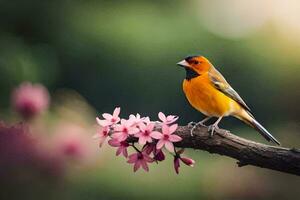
[177,55,212,79]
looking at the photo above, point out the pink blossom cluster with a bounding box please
[11,82,50,119]
[94,107,195,174]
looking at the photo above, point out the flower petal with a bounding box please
[122,148,128,158]
[154,150,165,161]
[143,144,155,155]
[116,147,122,156]
[114,125,123,132]
[142,117,151,124]
[129,114,135,120]
[165,141,175,152]
[143,154,154,162]
[108,139,120,147]
[112,132,127,141]
[147,123,155,131]
[146,136,152,144]
[128,127,139,135]
[174,157,180,174]
[102,113,112,120]
[169,124,178,134]
[166,115,175,121]
[138,136,147,146]
[180,157,195,167]
[158,112,166,122]
[96,118,110,127]
[113,107,121,117]
[162,124,169,135]
[166,116,179,124]
[134,161,141,172]
[138,123,146,132]
[169,134,182,142]
[156,140,165,149]
[120,119,126,125]
[127,153,138,163]
[113,117,121,124]
[141,161,149,172]
[150,131,162,139]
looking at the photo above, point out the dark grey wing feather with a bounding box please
[209,68,251,112]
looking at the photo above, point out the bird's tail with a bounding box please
[234,110,280,145]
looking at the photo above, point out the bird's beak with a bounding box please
[177,60,189,68]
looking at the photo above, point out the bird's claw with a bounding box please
[189,121,206,136]
[188,121,196,128]
[208,124,219,137]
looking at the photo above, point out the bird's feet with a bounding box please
[188,117,212,136]
[188,121,196,128]
[189,121,206,136]
[208,124,219,137]
[206,116,223,137]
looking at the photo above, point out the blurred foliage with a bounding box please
[1,0,300,200]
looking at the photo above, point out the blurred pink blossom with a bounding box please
[12,82,50,119]
[53,123,94,161]
[127,151,153,172]
[0,122,64,178]
[151,124,182,152]
[96,107,120,127]
[158,112,178,125]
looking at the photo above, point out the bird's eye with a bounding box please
[194,61,199,65]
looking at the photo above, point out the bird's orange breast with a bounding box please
[183,73,239,117]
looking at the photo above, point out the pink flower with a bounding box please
[108,138,129,157]
[127,151,153,172]
[96,107,121,127]
[158,112,178,125]
[151,124,182,152]
[112,119,139,141]
[129,113,143,126]
[142,116,151,125]
[173,149,195,174]
[129,114,151,127]
[93,126,110,147]
[134,123,157,145]
[11,82,50,119]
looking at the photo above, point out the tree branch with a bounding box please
[173,125,300,176]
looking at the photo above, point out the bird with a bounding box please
[177,55,280,145]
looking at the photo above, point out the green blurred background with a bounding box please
[1,0,300,199]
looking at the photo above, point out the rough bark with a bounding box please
[173,125,300,176]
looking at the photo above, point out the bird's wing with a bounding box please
[208,67,252,112]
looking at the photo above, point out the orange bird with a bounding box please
[177,55,280,145]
